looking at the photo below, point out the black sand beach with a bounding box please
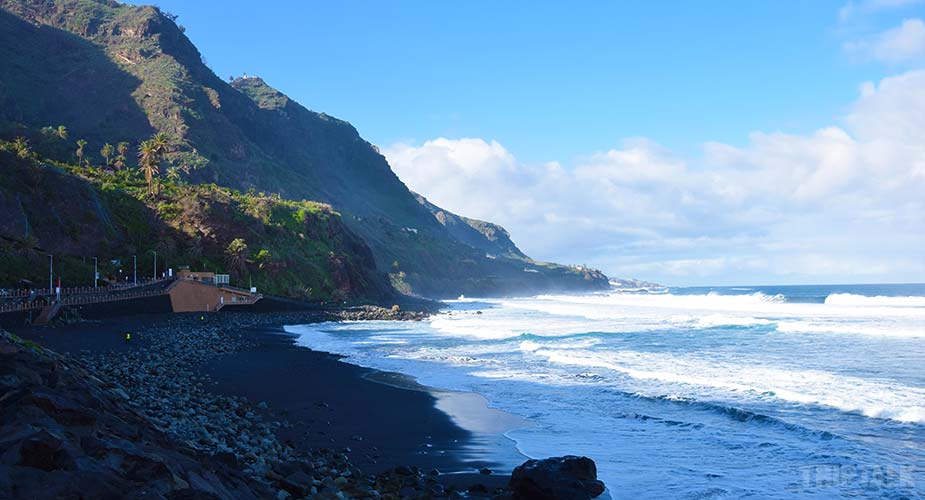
[10,312,515,495]
[200,325,498,473]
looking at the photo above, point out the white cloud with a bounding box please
[844,18,925,63]
[839,0,922,22]
[384,70,925,285]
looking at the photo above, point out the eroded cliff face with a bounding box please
[0,152,123,257]
[0,0,609,297]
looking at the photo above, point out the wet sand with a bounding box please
[200,325,522,488]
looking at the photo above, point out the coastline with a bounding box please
[200,324,528,475]
[8,310,519,496]
[280,326,533,471]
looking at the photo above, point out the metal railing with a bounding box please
[0,278,175,313]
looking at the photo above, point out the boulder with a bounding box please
[279,470,313,496]
[16,430,75,472]
[508,456,606,500]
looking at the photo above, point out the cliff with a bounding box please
[0,0,609,297]
[0,144,391,301]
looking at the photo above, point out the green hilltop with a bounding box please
[0,0,608,298]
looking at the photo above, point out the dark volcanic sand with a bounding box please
[12,315,514,492]
[13,314,177,355]
[199,326,498,474]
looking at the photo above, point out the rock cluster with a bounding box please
[506,455,606,500]
[2,311,606,499]
[0,329,267,499]
[2,311,482,499]
[330,305,430,322]
[78,315,283,464]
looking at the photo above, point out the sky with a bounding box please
[144,0,925,286]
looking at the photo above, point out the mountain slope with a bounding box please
[412,192,526,259]
[0,0,608,297]
[0,143,391,301]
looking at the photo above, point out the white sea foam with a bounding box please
[776,320,925,337]
[489,290,925,338]
[694,314,774,328]
[533,348,925,423]
[288,289,925,498]
[823,293,925,308]
[518,338,601,352]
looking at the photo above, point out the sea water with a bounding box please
[286,284,925,499]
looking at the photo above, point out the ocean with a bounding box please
[286,283,925,499]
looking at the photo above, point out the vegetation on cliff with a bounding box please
[0,134,390,301]
[0,0,608,298]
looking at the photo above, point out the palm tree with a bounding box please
[100,143,114,167]
[12,137,30,159]
[224,238,248,280]
[137,140,160,193]
[115,142,129,170]
[56,125,68,140]
[151,133,169,155]
[186,237,203,261]
[75,139,87,166]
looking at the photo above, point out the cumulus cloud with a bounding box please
[383,70,925,285]
[845,18,925,63]
[839,0,922,22]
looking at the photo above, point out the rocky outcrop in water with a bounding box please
[507,455,606,500]
[330,305,431,322]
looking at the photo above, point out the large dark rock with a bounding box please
[508,455,606,500]
[15,430,71,471]
[0,331,268,500]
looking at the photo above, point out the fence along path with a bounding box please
[0,278,174,314]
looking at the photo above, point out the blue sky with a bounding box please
[144,1,925,285]
[156,1,880,159]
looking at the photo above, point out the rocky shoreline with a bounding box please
[1,308,606,499]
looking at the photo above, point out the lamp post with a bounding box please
[93,257,98,288]
[133,255,137,285]
[48,254,53,293]
[153,251,157,280]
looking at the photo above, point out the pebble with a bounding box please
[73,311,446,498]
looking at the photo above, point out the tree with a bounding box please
[13,234,39,260]
[166,165,187,184]
[75,139,87,165]
[137,140,161,193]
[138,134,171,194]
[151,133,169,156]
[56,125,68,140]
[186,237,203,260]
[224,238,248,279]
[100,143,114,167]
[254,249,271,269]
[12,137,30,159]
[115,142,129,169]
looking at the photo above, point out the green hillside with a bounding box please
[0,137,390,301]
[0,0,609,297]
